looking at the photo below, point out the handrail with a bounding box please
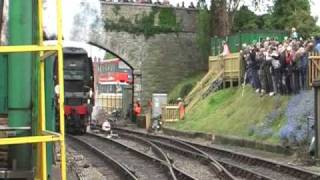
[0,1,67,180]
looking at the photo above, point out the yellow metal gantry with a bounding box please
[0,0,66,179]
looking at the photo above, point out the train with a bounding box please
[93,57,133,125]
[97,58,133,84]
[96,81,129,113]
[55,47,94,134]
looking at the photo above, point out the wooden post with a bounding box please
[145,109,151,130]
[313,80,320,160]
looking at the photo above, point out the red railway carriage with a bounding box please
[97,58,132,84]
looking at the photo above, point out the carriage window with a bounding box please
[98,84,124,93]
[107,63,116,72]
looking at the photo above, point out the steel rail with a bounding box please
[114,127,320,180]
[116,129,270,180]
[114,132,198,180]
[87,132,194,180]
[67,135,138,180]
[183,140,320,180]
[148,139,274,180]
[114,128,237,179]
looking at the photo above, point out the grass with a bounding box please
[168,86,290,144]
[167,72,206,103]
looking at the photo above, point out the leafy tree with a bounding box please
[210,0,238,36]
[196,5,211,62]
[271,0,318,37]
[257,14,273,30]
[211,0,318,37]
[232,6,258,33]
[210,0,268,36]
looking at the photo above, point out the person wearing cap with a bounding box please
[291,27,298,40]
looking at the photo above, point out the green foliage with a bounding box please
[179,84,194,99]
[104,52,116,59]
[232,5,275,33]
[232,6,258,32]
[168,72,205,103]
[112,5,120,16]
[104,7,181,38]
[271,0,318,37]
[158,8,177,28]
[196,8,210,61]
[257,14,273,30]
[231,1,319,37]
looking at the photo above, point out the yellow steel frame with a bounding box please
[0,1,66,180]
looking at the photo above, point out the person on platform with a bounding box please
[177,98,185,120]
[291,27,298,40]
[315,36,320,52]
[188,2,195,8]
[133,100,142,123]
[181,1,185,8]
[221,41,230,57]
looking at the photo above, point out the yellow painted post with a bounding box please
[0,0,67,179]
[38,0,47,178]
[56,0,67,179]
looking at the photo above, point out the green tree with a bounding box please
[210,0,239,36]
[257,14,273,30]
[196,1,211,62]
[210,0,268,36]
[232,6,258,33]
[271,0,318,37]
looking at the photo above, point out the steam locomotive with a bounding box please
[55,47,94,134]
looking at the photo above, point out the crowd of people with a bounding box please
[240,28,320,96]
[101,0,200,9]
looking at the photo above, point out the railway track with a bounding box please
[67,135,137,180]
[70,133,195,180]
[113,127,320,180]
[101,131,230,180]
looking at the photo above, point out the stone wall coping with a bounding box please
[100,1,199,11]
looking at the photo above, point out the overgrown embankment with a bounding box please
[168,86,291,144]
[167,72,205,103]
[167,72,315,147]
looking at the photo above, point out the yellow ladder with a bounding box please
[0,0,66,180]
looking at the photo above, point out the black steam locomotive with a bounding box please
[55,47,94,134]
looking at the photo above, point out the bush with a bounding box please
[179,83,193,99]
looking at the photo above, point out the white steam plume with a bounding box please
[43,0,104,41]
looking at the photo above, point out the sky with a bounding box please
[310,0,320,25]
[44,0,320,40]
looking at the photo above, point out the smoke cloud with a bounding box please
[43,0,103,41]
